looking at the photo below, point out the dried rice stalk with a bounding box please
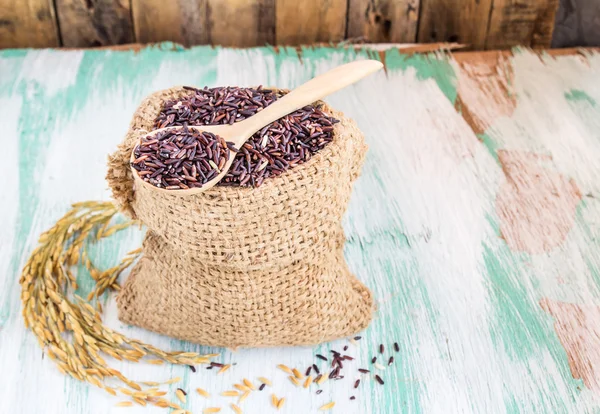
[19,201,214,408]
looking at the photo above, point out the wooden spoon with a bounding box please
[130,59,383,195]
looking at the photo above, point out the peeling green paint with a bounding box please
[565,89,597,106]
[385,49,457,104]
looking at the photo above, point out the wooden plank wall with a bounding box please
[0,0,560,49]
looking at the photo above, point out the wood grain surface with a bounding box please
[0,0,563,49]
[0,0,59,48]
[275,0,347,45]
[347,0,420,43]
[131,0,210,45]
[207,0,275,47]
[486,0,558,49]
[417,0,493,48]
[552,0,600,48]
[55,0,134,47]
[131,0,275,47]
[1,44,600,413]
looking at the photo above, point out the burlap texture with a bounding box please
[107,87,373,347]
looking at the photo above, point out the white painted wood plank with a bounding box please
[1,46,600,414]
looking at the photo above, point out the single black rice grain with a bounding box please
[375,375,384,385]
[343,345,348,351]
[350,396,356,400]
[259,383,266,391]
[188,365,196,373]
[316,354,328,361]
[305,366,312,376]
[379,344,385,354]
[354,379,360,389]
[358,368,370,374]
[388,356,394,366]
[313,364,320,374]
[394,342,400,352]
[371,357,377,364]
[316,390,323,395]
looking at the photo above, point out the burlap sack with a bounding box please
[106,87,373,347]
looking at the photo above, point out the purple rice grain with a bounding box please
[371,357,377,364]
[350,396,356,400]
[259,383,266,391]
[354,379,360,389]
[379,344,384,354]
[154,86,339,188]
[358,369,370,374]
[305,366,312,376]
[375,375,384,385]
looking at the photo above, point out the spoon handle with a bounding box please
[233,60,383,144]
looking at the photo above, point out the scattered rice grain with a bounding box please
[234,384,250,392]
[196,388,210,398]
[243,378,255,390]
[218,364,232,374]
[238,391,250,403]
[277,397,285,410]
[258,377,271,386]
[277,364,293,374]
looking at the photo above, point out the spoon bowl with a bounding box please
[130,122,250,196]
[130,59,383,196]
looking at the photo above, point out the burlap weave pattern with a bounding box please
[107,87,373,347]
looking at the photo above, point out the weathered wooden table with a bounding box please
[1,44,599,414]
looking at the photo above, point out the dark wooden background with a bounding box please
[0,0,593,50]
